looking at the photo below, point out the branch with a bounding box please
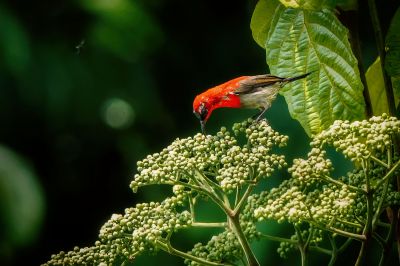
[375,159,400,189]
[233,184,255,216]
[259,233,297,244]
[229,215,260,266]
[322,174,366,194]
[156,240,233,266]
[191,222,227,228]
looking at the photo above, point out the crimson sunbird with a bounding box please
[193,72,311,134]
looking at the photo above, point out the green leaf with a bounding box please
[385,7,400,77]
[250,0,280,49]
[266,7,365,136]
[385,7,400,110]
[365,57,389,115]
[335,0,358,11]
[278,0,301,8]
[278,0,336,10]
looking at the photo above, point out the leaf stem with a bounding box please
[156,240,233,266]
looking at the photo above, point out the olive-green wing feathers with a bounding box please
[234,75,284,95]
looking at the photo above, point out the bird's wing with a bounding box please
[233,74,284,95]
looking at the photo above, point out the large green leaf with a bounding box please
[266,7,365,136]
[365,57,389,115]
[277,0,339,10]
[385,7,400,109]
[250,0,280,49]
[385,7,400,77]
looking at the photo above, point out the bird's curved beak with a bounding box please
[200,120,206,135]
[194,110,206,134]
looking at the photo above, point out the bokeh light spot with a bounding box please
[102,98,135,129]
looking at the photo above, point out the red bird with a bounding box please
[193,73,311,133]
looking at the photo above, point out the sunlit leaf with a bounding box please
[266,7,365,136]
[365,57,389,115]
[250,0,280,48]
[278,0,335,10]
[278,0,300,8]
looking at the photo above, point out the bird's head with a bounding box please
[193,78,243,134]
[193,95,212,134]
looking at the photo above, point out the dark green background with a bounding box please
[0,0,397,265]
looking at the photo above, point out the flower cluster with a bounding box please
[43,196,191,265]
[44,115,400,265]
[45,119,288,265]
[312,114,400,161]
[254,115,400,241]
[131,119,288,193]
[186,230,242,265]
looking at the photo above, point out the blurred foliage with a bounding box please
[0,0,397,266]
[0,145,44,264]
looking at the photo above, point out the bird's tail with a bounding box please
[282,72,313,83]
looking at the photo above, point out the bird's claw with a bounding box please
[254,117,269,124]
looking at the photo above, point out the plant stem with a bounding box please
[229,214,260,266]
[312,223,366,241]
[192,169,230,214]
[294,226,308,266]
[379,207,398,265]
[156,240,233,266]
[259,233,297,244]
[304,203,365,240]
[370,155,389,168]
[310,246,332,256]
[233,185,254,215]
[192,222,227,228]
[375,159,400,188]
[327,234,337,266]
[355,160,374,265]
[322,174,366,194]
[367,0,396,116]
[338,238,353,253]
[355,241,367,266]
[193,170,259,265]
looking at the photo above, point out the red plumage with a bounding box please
[193,73,311,133]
